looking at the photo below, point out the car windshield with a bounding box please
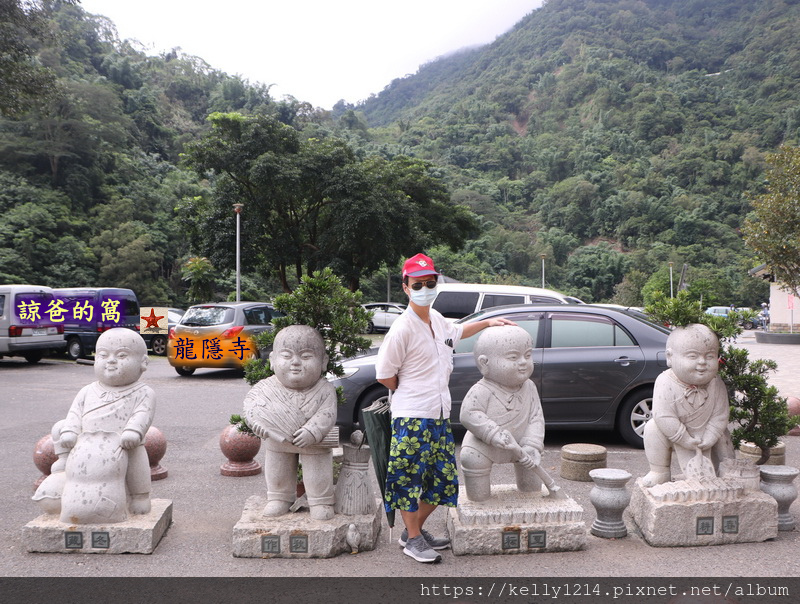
[617,309,671,334]
[455,309,491,324]
[181,306,234,326]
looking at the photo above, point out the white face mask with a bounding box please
[408,285,438,307]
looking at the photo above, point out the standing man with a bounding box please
[376,253,514,563]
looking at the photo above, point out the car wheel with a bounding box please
[743,320,755,330]
[24,351,43,364]
[242,347,260,364]
[366,321,375,334]
[355,386,390,430]
[67,337,83,361]
[175,366,195,376]
[151,335,167,356]
[617,388,653,449]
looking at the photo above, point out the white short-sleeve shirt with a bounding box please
[375,306,463,420]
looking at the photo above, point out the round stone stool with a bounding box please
[760,465,799,531]
[560,443,607,481]
[739,441,786,465]
[589,468,632,538]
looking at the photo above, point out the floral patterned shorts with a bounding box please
[384,417,459,513]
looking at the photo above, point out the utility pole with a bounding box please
[669,262,674,298]
[233,203,244,302]
[541,254,546,288]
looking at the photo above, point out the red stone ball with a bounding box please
[33,434,57,475]
[787,396,800,436]
[219,424,261,462]
[144,426,168,465]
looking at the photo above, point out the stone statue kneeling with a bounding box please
[460,325,559,502]
[642,323,735,487]
[33,328,154,523]
[243,325,337,521]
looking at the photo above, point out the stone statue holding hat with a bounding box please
[243,324,338,521]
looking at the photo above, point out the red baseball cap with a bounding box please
[402,253,439,278]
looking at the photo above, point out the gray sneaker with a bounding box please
[402,535,442,563]
[398,528,451,551]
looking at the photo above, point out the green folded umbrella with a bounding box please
[361,390,394,539]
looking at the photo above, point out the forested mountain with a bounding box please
[2,0,798,306]
[353,0,800,304]
[0,0,315,302]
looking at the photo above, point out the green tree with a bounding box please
[91,222,171,304]
[743,145,800,298]
[564,242,630,302]
[182,256,216,303]
[612,269,648,306]
[183,112,477,292]
[0,0,73,116]
[0,169,94,284]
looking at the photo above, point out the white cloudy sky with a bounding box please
[78,0,544,109]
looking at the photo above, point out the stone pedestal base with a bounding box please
[23,499,172,554]
[447,485,586,555]
[232,495,382,558]
[631,479,777,547]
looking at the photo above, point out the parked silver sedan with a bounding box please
[330,304,670,447]
[362,302,407,333]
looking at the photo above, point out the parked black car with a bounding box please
[141,307,185,356]
[329,304,670,448]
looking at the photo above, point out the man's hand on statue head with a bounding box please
[120,430,141,450]
[488,317,517,327]
[292,427,315,448]
[59,431,77,449]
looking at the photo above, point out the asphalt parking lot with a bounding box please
[1,330,798,581]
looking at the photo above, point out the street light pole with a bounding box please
[669,262,674,299]
[233,203,244,302]
[541,254,546,288]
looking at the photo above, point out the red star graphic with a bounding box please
[141,308,165,329]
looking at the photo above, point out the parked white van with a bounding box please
[431,283,578,320]
[0,284,66,363]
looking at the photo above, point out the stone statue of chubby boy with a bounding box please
[642,323,735,487]
[459,325,545,502]
[243,325,337,520]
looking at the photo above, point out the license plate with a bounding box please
[32,328,46,336]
